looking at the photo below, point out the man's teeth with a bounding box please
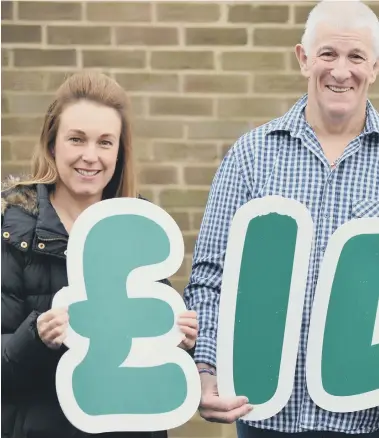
[328,86,351,93]
[76,169,99,176]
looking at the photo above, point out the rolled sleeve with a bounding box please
[184,146,251,368]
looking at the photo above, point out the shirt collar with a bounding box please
[266,93,379,140]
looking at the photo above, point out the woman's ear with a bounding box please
[295,44,311,79]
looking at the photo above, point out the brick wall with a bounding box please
[2,2,379,437]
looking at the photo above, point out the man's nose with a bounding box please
[330,57,352,82]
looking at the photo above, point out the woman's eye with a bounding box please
[69,137,83,143]
[100,140,112,147]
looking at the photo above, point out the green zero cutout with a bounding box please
[307,218,379,412]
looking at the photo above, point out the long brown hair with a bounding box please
[16,71,137,198]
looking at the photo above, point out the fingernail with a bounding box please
[248,404,254,410]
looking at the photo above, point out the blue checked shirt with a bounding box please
[183,95,379,434]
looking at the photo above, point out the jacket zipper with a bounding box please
[38,236,68,243]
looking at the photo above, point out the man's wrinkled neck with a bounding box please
[305,99,366,139]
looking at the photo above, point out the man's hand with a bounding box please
[177,310,198,350]
[198,367,253,423]
[37,307,69,349]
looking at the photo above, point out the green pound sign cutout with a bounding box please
[307,217,379,412]
[52,198,201,434]
[217,196,314,421]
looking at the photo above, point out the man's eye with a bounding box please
[351,54,364,61]
[321,52,334,58]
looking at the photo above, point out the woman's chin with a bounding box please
[70,185,103,200]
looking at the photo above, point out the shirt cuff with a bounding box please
[193,336,217,368]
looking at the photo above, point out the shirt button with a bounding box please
[38,242,45,250]
[20,241,28,249]
[3,231,10,239]
[324,213,329,219]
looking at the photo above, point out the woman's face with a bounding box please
[54,99,121,201]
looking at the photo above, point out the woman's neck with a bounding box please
[50,184,101,234]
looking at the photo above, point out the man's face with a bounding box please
[296,24,378,121]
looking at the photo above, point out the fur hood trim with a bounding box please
[1,175,38,217]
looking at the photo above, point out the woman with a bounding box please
[1,72,198,438]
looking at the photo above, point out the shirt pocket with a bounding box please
[351,198,379,218]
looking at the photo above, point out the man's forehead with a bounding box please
[315,23,373,47]
[312,23,374,53]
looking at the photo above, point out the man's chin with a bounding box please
[323,103,355,121]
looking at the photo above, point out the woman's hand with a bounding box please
[177,310,198,350]
[37,307,69,349]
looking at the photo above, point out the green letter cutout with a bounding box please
[217,196,313,420]
[307,218,379,412]
[53,198,201,433]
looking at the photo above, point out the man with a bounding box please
[183,0,379,437]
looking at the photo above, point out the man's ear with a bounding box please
[369,59,379,85]
[295,44,310,79]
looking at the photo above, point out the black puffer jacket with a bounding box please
[1,181,173,438]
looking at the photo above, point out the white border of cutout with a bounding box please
[307,217,379,412]
[216,196,314,420]
[52,198,201,433]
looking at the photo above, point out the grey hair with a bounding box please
[301,0,379,60]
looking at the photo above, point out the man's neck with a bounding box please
[305,103,366,139]
[51,184,101,233]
